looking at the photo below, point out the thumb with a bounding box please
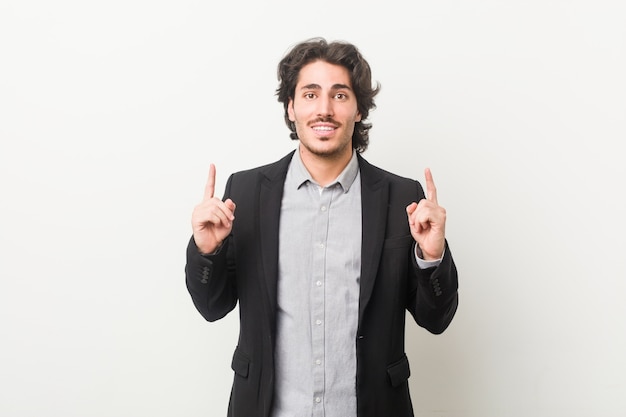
[225,199,236,217]
[406,202,417,225]
[406,202,417,215]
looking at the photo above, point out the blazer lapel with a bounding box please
[258,151,294,317]
[357,156,389,322]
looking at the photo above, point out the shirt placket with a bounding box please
[311,184,333,416]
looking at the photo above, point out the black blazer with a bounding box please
[186,151,458,417]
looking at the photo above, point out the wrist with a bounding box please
[416,244,443,261]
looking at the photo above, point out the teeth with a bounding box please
[313,126,334,131]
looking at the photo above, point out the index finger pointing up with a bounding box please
[424,167,438,204]
[203,163,216,200]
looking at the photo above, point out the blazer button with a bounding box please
[201,266,211,284]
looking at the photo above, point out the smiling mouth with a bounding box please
[312,125,335,132]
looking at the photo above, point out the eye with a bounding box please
[335,92,348,100]
[304,92,316,100]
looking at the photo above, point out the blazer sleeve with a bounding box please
[408,240,459,334]
[185,174,238,322]
[185,236,237,322]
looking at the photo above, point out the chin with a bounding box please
[300,136,352,158]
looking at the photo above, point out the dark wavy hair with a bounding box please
[276,37,380,153]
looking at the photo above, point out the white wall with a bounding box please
[1,1,624,416]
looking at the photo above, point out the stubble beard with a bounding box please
[301,136,352,161]
[298,118,355,161]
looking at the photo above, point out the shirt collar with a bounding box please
[289,145,360,193]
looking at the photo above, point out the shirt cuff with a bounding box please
[414,244,442,269]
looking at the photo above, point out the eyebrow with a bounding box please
[300,83,353,91]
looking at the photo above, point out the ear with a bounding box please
[287,98,295,122]
[355,110,362,122]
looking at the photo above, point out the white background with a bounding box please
[1,1,625,416]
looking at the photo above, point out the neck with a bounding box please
[299,146,353,187]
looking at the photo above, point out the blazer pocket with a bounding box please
[231,347,250,378]
[383,235,413,251]
[387,354,411,387]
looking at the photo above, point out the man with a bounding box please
[185,37,458,417]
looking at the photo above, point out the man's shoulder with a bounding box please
[358,155,425,201]
[357,154,418,185]
[231,150,295,179]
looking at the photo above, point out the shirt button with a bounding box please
[316,319,322,326]
[321,205,327,212]
[316,280,322,287]
[315,359,322,365]
[315,397,322,404]
[318,243,325,249]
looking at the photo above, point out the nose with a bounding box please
[317,96,334,118]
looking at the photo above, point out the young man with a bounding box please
[186,37,459,417]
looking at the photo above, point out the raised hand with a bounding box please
[191,164,236,254]
[406,168,447,260]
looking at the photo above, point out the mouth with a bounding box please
[310,123,338,137]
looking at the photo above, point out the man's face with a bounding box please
[288,60,361,161]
